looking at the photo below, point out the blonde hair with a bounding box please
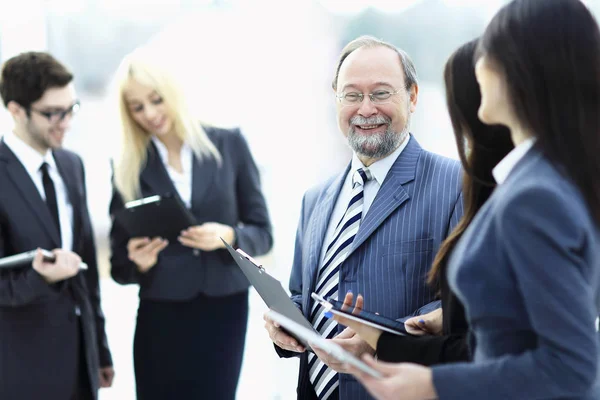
[112,46,221,202]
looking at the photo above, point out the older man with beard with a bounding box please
[264,35,464,400]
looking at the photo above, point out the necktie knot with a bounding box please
[352,167,373,188]
[40,162,49,174]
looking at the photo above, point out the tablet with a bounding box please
[222,238,318,351]
[311,293,411,336]
[266,310,383,379]
[113,194,197,242]
[0,249,88,270]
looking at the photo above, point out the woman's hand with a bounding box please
[330,292,383,350]
[346,354,438,400]
[178,222,235,251]
[127,237,168,273]
[404,307,443,336]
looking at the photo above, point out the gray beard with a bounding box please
[347,115,410,160]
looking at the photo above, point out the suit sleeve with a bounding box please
[78,158,113,368]
[231,129,273,256]
[108,177,144,285]
[432,186,598,399]
[0,206,64,306]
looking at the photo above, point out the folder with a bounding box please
[113,194,197,242]
[0,249,88,270]
[222,238,318,352]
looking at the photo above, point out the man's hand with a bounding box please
[405,307,443,336]
[331,292,382,349]
[32,248,81,283]
[99,366,115,388]
[264,312,305,353]
[312,327,375,373]
[127,237,168,273]
[178,223,235,251]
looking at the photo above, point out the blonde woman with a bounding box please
[108,47,273,400]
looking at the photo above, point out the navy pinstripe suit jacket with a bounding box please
[281,136,464,400]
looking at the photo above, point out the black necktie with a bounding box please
[40,162,61,245]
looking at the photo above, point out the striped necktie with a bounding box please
[309,167,373,400]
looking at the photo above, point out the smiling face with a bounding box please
[335,46,418,164]
[10,84,78,153]
[122,78,174,137]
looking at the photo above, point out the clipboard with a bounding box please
[0,249,88,270]
[221,238,318,352]
[311,293,412,336]
[113,194,197,242]
[266,310,383,379]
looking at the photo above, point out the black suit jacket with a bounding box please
[376,264,471,365]
[0,141,112,400]
[109,127,273,300]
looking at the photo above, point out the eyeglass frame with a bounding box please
[335,88,403,106]
[27,100,81,123]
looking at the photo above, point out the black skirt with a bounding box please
[133,291,249,400]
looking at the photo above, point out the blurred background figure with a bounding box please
[109,46,272,400]
[2,0,600,399]
[0,52,114,400]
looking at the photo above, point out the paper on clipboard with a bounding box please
[266,310,383,379]
[221,238,318,351]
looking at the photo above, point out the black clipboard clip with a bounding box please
[235,248,265,272]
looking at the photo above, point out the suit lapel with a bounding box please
[53,151,81,250]
[0,141,61,247]
[302,166,349,314]
[348,137,422,256]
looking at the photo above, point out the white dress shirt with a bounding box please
[492,137,536,184]
[319,135,411,266]
[152,137,193,208]
[3,130,74,251]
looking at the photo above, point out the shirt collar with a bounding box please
[351,134,411,185]
[492,137,536,184]
[3,130,55,175]
[151,136,192,171]
[151,136,169,164]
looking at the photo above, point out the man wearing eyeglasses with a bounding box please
[264,36,464,400]
[0,52,113,400]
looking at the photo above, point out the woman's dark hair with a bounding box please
[428,39,514,287]
[477,0,600,224]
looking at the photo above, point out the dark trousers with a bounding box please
[134,291,249,400]
[71,317,93,400]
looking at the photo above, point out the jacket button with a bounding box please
[193,249,200,256]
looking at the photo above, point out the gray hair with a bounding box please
[331,35,418,92]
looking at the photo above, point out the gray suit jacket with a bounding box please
[282,136,463,400]
[433,145,600,399]
[109,127,272,300]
